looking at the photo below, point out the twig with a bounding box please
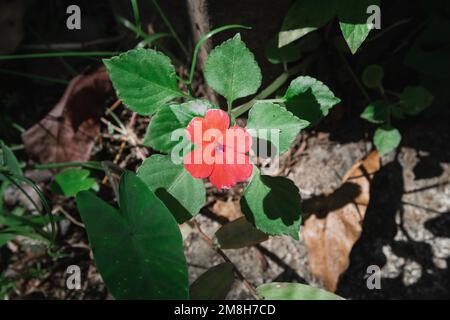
[53,205,85,228]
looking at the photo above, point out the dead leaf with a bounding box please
[22,67,113,164]
[212,199,243,221]
[302,150,380,292]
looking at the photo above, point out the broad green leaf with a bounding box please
[374,125,401,156]
[76,172,189,299]
[400,86,434,115]
[257,282,344,300]
[189,263,234,300]
[246,102,309,155]
[284,76,340,127]
[204,34,262,106]
[0,233,17,247]
[143,100,216,153]
[241,168,302,240]
[103,48,183,115]
[360,100,390,124]
[52,168,98,197]
[0,141,22,179]
[362,64,384,89]
[215,216,268,249]
[264,35,301,64]
[136,154,205,223]
[279,0,336,47]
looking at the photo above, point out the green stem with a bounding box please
[0,68,69,84]
[188,24,251,85]
[30,161,104,171]
[130,0,142,35]
[0,52,119,61]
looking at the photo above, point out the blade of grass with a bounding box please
[0,68,69,85]
[130,0,142,35]
[0,51,119,61]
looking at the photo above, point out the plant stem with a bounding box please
[0,68,69,84]
[336,49,371,102]
[130,0,142,35]
[31,161,104,171]
[0,52,118,61]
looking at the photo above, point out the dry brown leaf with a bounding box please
[302,150,380,292]
[211,199,243,221]
[22,67,113,164]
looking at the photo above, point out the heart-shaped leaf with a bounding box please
[257,282,344,300]
[76,171,189,299]
[137,154,205,223]
[104,48,183,115]
[215,216,268,249]
[190,263,234,300]
[362,64,384,89]
[374,125,401,156]
[52,168,98,197]
[204,34,262,106]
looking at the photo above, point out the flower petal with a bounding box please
[186,117,205,144]
[184,148,213,179]
[223,125,252,154]
[204,109,229,135]
[209,149,253,189]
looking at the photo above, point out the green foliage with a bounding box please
[215,217,268,249]
[137,154,205,223]
[374,125,401,156]
[265,35,302,64]
[246,102,309,156]
[76,172,189,299]
[241,168,302,240]
[362,64,384,89]
[400,86,434,115]
[257,282,344,300]
[52,168,98,197]
[360,100,390,124]
[204,34,262,106]
[0,141,22,180]
[189,263,234,300]
[104,48,183,115]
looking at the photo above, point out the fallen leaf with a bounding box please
[211,199,243,221]
[302,150,380,292]
[22,67,113,164]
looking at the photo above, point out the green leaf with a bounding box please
[0,233,17,247]
[103,48,183,115]
[143,100,216,153]
[284,76,340,127]
[279,0,336,47]
[137,154,205,223]
[204,34,262,106]
[374,125,402,156]
[241,168,302,240]
[189,263,234,300]
[400,86,434,115]
[76,172,189,299]
[0,141,22,178]
[362,64,384,89]
[52,168,98,197]
[215,216,268,249]
[246,102,309,155]
[339,23,370,54]
[264,35,301,64]
[360,100,390,124]
[257,282,345,300]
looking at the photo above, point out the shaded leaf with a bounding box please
[302,151,380,291]
[257,282,344,300]
[264,35,301,64]
[76,172,189,299]
[400,86,434,115]
[360,100,389,124]
[215,216,268,249]
[362,64,384,89]
[52,168,98,197]
[190,263,234,300]
[104,48,183,115]
[136,154,205,223]
[374,125,401,156]
[0,141,22,179]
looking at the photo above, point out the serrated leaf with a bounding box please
[257,282,344,300]
[204,34,262,106]
[143,100,216,153]
[246,102,309,156]
[362,64,384,89]
[279,0,336,47]
[264,35,301,64]
[104,48,183,115]
[241,168,302,240]
[360,100,389,124]
[52,168,98,197]
[374,125,401,156]
[284,76,340,127]
[189,263,234,300]
[400,86,434,115]
[137,154,205,223]
[76,172,189,299]
[215,216,268,249]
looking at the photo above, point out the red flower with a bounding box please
[184,109,253,189]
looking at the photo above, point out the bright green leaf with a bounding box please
[374,125,402,156]
[143,100,216,153]
[104,48,183,115]
[189,263,234,300]
[284,76,340,127]
[215,216,268,249]
[241,168,302,240]
[137,154,205,223]
[400,86,434,115]
[246,102,309,155]
[360,100,390,124]
[362,64,384,89]
[339,23,371,54]
[76,172,189,299]
[257,282,345,300]
[52,168,98,197]
[204,34,262,106]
